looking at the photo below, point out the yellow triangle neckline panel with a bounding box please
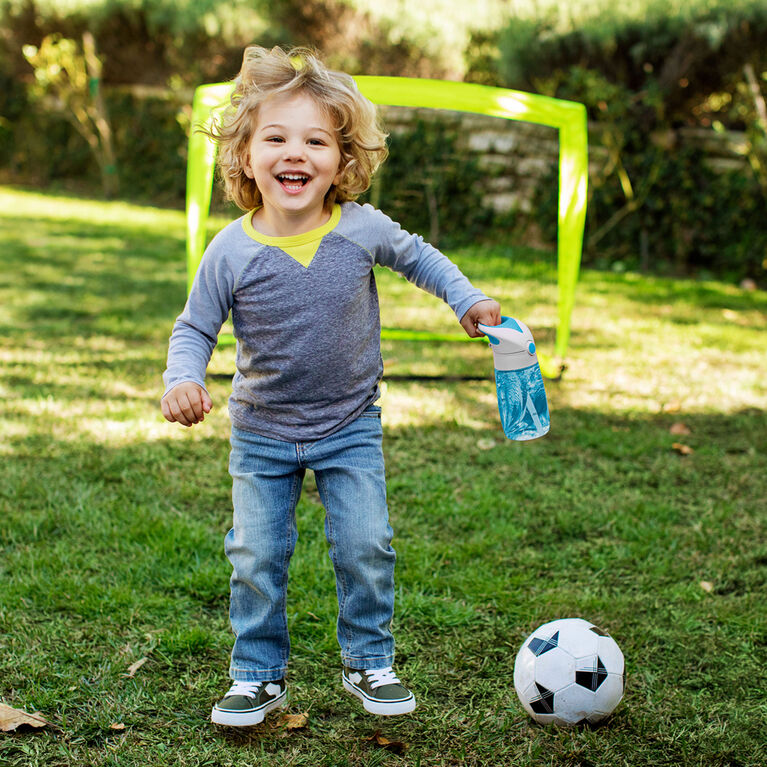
[242,205,342,268]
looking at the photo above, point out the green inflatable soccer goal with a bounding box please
[185,77,588,379]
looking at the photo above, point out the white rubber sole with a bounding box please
[342,674,416,716]
[211,690,287,726]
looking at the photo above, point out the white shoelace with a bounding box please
[225,681,265,699]
[364,667,401,689]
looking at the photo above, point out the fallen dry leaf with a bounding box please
[476,438,496,451]
[281,712,309,730]
[123,657,148,678]
[663,401,682,414]
[700,581,714,593]
[672,442,694,455]
[670,422,691,436]
[109,723,126,731]
[0,703,49,732]
[367,729,408,755]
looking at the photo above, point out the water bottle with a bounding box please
[477,316,550,441]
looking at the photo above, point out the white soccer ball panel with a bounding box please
[597,635,625,674]
[513,642,536,693]
[585,708,611,724]
[534,646,575,692]
[550,683,597,725]
[557,624,599,659]
[533,617,594,636]
[530,712,558,726]
[593,673,624,715]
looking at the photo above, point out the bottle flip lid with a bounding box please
[477,316,539,371]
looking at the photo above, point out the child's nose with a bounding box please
[283,140,307,161]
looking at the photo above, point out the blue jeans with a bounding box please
[225,406,396,681]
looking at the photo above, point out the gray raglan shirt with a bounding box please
[163,201,489,441]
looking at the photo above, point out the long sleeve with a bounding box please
[364,205,489,321]
[162,237,237,397]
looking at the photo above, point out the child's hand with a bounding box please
[460,299,502,338]
[161,382,213,427]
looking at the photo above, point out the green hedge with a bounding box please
[469,0,767,282]
[534,143,767,281]
[0,81,187,204]
[359,119,499,249]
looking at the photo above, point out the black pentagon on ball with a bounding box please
[528,631,559,656]
[530,683,555,714]
[575,657,608,691]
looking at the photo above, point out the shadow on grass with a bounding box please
[0,214,187,341]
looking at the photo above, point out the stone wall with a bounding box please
[379,105,751,215]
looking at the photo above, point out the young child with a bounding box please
[161,45,502,726]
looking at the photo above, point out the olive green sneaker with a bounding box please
[342,666,416,715]
[211,679,287,726]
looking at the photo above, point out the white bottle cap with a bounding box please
[477,316,539,371]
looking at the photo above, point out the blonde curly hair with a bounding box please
[202,45,389,212]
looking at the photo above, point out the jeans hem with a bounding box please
[342,654,395,670]
[229,666,288,682]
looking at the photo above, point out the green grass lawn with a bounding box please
[1,186,765,766]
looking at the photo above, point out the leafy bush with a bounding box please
[109,91,188,205]
[360,118,498,249]
[480,1,767,281]
[0,0,272,86]
[478,0,767,109]
[0,80,187,202]
[529,67,767,280]
[0,0,450,89]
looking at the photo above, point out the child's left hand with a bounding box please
[460,299,502,338]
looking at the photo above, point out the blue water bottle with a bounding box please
[477,316,550,441]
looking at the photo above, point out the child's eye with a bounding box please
[308,138,326,146]
[266,136,284,143]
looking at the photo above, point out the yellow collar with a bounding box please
[242,205,342,268]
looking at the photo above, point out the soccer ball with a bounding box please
[513,618,625,726]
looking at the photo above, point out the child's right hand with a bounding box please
[161,382,212,427]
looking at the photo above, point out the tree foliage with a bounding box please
[468,0,767,280]
[22,32,118,197]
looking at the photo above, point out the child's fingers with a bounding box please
[168,396,191,426]
[474,301,502,327]
[165,392,197,426]
[161,384,210,426]
[161,396,176,423]
[461,315,484,337]
[485,304,503,326]
[461,300,502,337]
[180,391,204,425]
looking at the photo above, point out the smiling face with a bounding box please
[244,90,345,236]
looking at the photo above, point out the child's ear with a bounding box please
[334,159,350,186]
[240,144,254,179]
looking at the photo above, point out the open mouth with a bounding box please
[277,173,310,191]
